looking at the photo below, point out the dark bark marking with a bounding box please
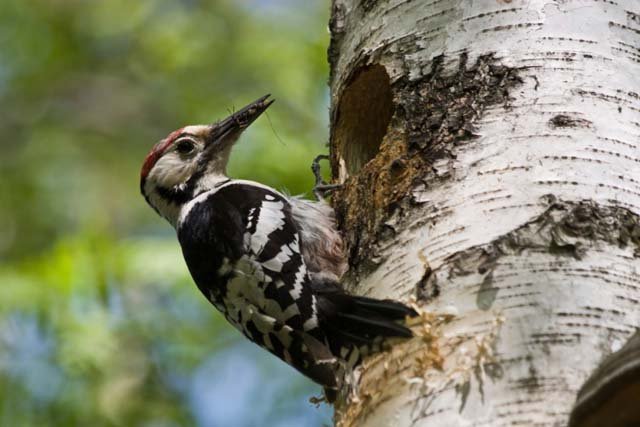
[416,265,438,302]
[477,272,499,310]
[456,379,471,412]
[610,21,640,36]
[576,89,640,113]
[540,36,598,44]
[359,0,378,12]
[514,364,542,394]
[463,8,521,22]
[548,114,593,129]
[480,22,543,33]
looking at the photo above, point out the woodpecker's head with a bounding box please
[140,94,273,225]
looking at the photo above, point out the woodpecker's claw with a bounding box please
[313,184,342,198]
[311,154,342,200]
[311,154,328,186]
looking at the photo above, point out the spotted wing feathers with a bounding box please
[178,183,334,386]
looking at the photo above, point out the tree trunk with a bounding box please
[327,1,640,426]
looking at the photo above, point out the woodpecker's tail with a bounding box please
[312,280,417,357]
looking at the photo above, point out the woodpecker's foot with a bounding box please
[313,184,342,200]
[311,154,329,187]
[311,154,342,200]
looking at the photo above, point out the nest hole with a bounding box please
[334,65,393,175]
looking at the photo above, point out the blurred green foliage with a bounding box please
[0,0,332,425]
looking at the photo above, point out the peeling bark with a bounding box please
[328,0,640,425]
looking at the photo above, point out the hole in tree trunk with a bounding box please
[334,64,393,175]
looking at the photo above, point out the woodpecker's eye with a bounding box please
[175,139,196,155]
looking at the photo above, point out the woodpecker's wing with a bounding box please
[234,301,338,387]
[177,181,337,387]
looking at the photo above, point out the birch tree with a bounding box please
[326,1,640,425]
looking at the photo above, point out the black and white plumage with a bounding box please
[140,95,416,397]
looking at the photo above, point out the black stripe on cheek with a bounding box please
[156,184,194,205]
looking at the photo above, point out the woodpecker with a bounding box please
[140,95,416,398]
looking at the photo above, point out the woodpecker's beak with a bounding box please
[207,94,274,148]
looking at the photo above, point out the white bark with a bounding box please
[328,1,640,426]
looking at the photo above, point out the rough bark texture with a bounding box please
[328,1,640,426]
